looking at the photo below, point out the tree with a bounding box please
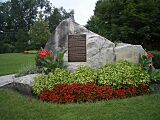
[47,7,74,32]
[15,29,29,52]
[29,18,51,49]
[0,0,74,53]
[0,0,53,53]
[86,16,107,38]
[86,0,160,50]
[0,1,15,53]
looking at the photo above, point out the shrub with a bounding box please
[70,66,97,84]
[35,48,66,74]
[33,68,71,95]
[150,70,160,82]
[39,83,149,104]
[97,61,150,88]
[140,52,160,82]
[148,51,160,69]
[33,61,150,95]
[33,66,97,95]
[140,52,154,72]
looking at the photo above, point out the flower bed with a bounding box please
[33,49,152,104]
[33,61,150,95]
[39,83,149,104]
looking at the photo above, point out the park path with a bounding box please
[0,74,15,87]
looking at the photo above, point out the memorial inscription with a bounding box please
[68,34,86,62]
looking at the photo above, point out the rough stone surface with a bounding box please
[0,74,15,87]
[45,18,146,71]
[13,74,38,86]
[115,43,146,63]
[1,74,39,96]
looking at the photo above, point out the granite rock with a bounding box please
[45,18,146,71]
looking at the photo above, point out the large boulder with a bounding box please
[45,18,145,71]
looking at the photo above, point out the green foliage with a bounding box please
[148,51,160,69]
[0,0,42,53]
[0,0,74,53]
[29,19,51,49]
[155,70,160,81]
[35,52,54,74]
[15,29,29,52]
[139,54,153,72]
[33,66,98,95]
[33,68,71,95]
[70,66,97,84]
[33,61,151,95]
[148,69,160,82]
[86,0,160,50]
[55,49,67,68]
[0,43,15,53]
[35,48,67,74]
[139,52,160,81]
[85,16,107,36]
[47,7,74,32]
[97,61,150,87]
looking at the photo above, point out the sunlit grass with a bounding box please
[0,53,35,76]
[0,89,160,120]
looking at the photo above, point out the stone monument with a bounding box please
[45,18,145,71]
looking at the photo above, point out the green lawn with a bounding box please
[0,53,36,76]
[0,89,160,120]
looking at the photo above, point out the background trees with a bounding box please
[0,0,74,53]
[86,0,160,50]
[47,7,74,32]
[29,17,51,49]
[1,0,159,53]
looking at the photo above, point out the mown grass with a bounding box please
[0,53,36,76]
[0,89,160,120]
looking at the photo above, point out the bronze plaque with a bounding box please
[68,34,86,62]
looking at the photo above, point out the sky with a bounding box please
[0,0,98,25]
[50,0,98,25]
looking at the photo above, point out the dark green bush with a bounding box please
[97,61,150,88]
[148,51,160,69]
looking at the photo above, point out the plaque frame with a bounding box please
[68,34,86,62]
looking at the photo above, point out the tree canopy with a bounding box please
[0,0,74,53]
[86,0,160,50]
[29,17,51,49]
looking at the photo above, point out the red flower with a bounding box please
[146,53,153,59]
[39,49,51,58]
[39,83,149,104]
